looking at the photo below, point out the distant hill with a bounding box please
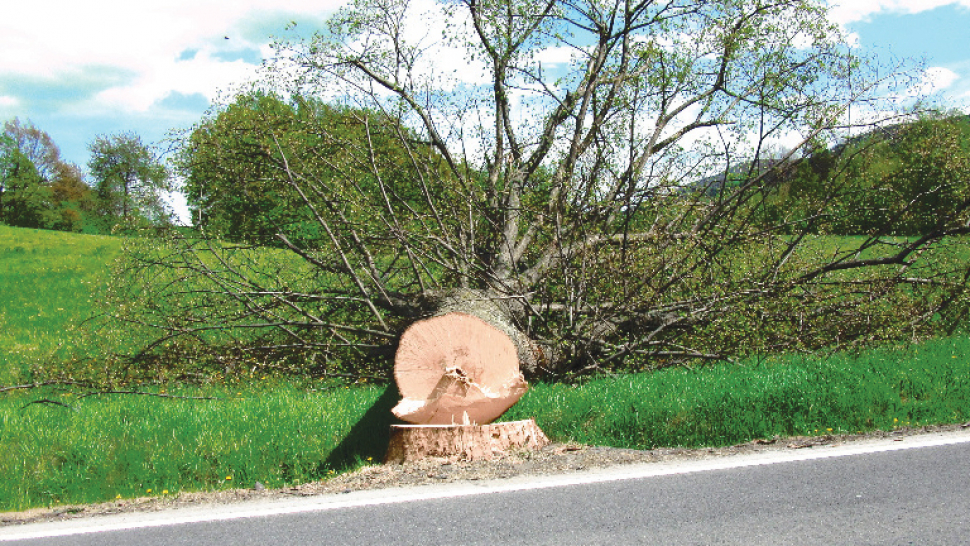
[685,114,970,200]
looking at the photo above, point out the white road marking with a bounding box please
[4,429,969,542]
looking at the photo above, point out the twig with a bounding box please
[76,391,223,401]
[1,381,92,394]
[20,399,79,412]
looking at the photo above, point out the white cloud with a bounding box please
[828,0,970,25]
[0,0,349,113]
[901,66,962,98]
[0,96,16,107]
[535,46,577,66]
[92,53,260,113]
[923,67,960,91]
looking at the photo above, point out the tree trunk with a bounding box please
[392,311,529,425]
[406,288,556,377]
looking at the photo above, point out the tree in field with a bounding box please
[106,0,970,380]
[88,132,172,227]
[3,118,64,183]
[179,91,427,246]
[0,133,49,227]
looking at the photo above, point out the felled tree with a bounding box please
[105,0,970,381]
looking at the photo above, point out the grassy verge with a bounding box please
[3,335,970,512]
[2,225,969,513]
[507,335,970,447]
[0,381,395,512]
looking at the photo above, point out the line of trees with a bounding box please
[0,119,173,233]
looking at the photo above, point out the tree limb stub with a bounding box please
[392,311,529,425]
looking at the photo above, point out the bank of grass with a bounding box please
[3,225,970,512]
[3,335,970,512]
[507,335,970,448]
[0,380,394,512]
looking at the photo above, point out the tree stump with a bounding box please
[386,311,547,463]
[392,312,529,425]
[384,419,550,463]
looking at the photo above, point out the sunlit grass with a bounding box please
[0,380,389,511]
[0,225,121,384]
[507,335,970,448]
[4,335,970,512]
[3,225,970,513]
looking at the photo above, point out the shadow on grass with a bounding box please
[323,385,401,471]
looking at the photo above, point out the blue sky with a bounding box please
[1,0,968,221]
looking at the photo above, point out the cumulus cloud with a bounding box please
[828,0,970,25]
[923,67,961,91]
[898,66,962,99]
[0,0,348,114]
[534,46,578,66]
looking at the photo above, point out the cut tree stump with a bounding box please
[384,418,550,463]
[392,312,529,425]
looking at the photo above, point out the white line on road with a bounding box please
[4,429,970,542]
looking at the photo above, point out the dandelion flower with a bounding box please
[226,476,233,481]
[147,489,152,494]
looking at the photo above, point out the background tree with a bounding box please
[88,132,172,228]
[179,91,429,246]
[3,118,64,182]
[46,161,97,232]
[105,0,970,380]
[1,118,99,232]
[0,134,49,228]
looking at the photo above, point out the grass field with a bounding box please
[0,225,121,385]
[3,335,969,512]
[2,225,970,512]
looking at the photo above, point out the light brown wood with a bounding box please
[384,419,550,463]
[392,312,528,425]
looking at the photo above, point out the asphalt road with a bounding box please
[5,431,970,545]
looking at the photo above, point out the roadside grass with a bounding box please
[507,335,970,448]
[3,335,970,512]
[0,381,393,512]
[2,225,970,513]
[0,225,121,385]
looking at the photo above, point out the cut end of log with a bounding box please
[392,312,528,425]
[383,418,550,464]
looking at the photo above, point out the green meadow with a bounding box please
[0,226,121,385]
[2,225,970,512]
